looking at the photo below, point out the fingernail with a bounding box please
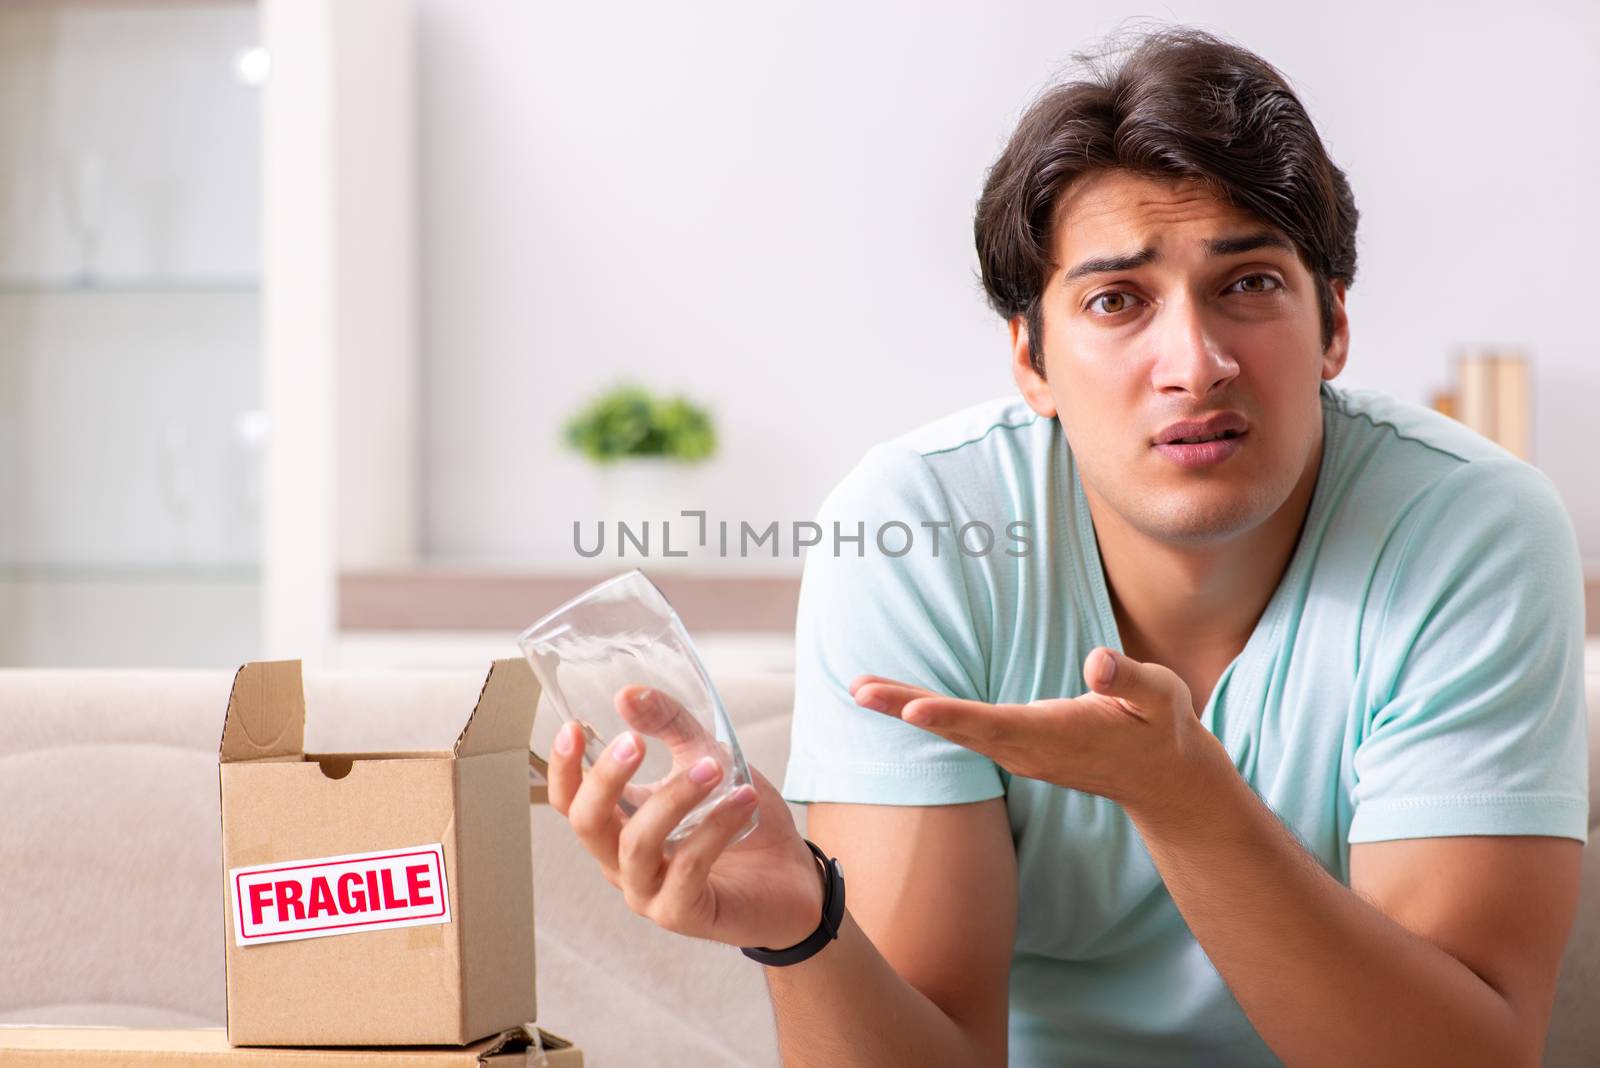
[611,732,638,763]
[554,723,575,756]
[730,784,757,806]
[689,756,720,785]
[1099,651,1117,686]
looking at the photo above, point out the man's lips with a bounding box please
[1153,412,1248,445]
[1153,431,1246,468]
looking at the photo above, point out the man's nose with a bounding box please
[1150,299,1239,398]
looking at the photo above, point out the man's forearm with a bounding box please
[764,910,993,1068]
[1125,731,1529,1068]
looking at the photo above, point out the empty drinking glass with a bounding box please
[518,569,758,846]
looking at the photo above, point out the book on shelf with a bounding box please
[1434,348,1531,461]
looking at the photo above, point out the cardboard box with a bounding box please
[0,1025,581,1066]
[219,660,540,1047]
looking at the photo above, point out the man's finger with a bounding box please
[565,730,645,871]
[852,680,939,716]
[617,755,727,901]
[616,685,710,759]
[847,674,938,699]
[1082,647,1191,717]
[898,695,1037,747]
[547,721,585,816]
[654,785,760,925]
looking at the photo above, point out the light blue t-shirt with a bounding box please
[780,380,1590,1067]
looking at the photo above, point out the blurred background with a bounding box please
[1,0,1596,673]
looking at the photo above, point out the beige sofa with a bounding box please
[1,665,1595,1067]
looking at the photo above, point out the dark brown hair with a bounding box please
[975,26,1359,374]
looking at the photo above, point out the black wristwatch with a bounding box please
[740,839,845,967]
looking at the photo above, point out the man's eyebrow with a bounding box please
[1061,247,1158,284]
[1204,230,1295,257]
[1060,231,1295,286]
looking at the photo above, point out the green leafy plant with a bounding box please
[563,385,717,464]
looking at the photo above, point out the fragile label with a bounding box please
[229,844,451,947]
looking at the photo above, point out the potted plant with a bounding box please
[563,385,717,564]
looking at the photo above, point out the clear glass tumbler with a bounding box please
[518,569,758,846]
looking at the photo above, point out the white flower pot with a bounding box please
[596,457,705,571]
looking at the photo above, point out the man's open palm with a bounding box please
[850,648,1210,812]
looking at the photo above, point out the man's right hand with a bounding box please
[546,685,827,951]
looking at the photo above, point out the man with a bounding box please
[548,26,1589,1067]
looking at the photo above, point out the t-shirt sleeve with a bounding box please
[780,441,1003,806]
[1348,458,1590,844]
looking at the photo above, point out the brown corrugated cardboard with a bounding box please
[0,1025,582,1066]
[219,660,540,1047]
[528,752,550,806]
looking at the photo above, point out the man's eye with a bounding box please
[1229,273,1282,294]
[1089,291,1136,315]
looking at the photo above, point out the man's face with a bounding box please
[1012,168,1348,548]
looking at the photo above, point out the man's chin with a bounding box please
[1129,492,1278,548]
[1080,460,1288,548]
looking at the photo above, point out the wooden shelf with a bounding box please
[340,570,802,633]
[341,571,1600,635]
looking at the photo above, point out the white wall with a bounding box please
[416,0,1600,572]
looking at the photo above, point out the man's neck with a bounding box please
[1083,434,1324,671]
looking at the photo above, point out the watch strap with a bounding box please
[740,839,845,967]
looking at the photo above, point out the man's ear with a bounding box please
[1320,278,1350,381]
[1011,317,1056,418]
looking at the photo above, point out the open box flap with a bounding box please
[219,660,306,763]
[454,658,540,758]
